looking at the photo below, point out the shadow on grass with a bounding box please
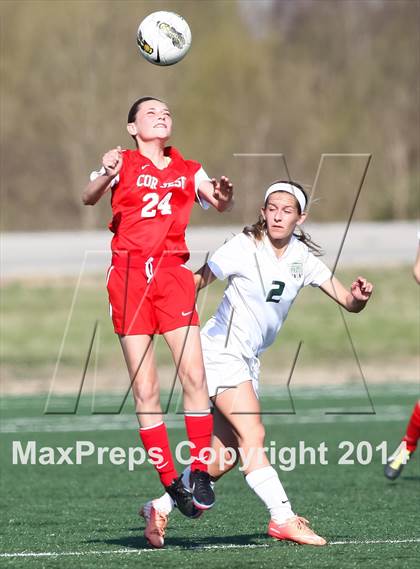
[384,474,420,484]
[401,475,420,481]
[87,531,276,550]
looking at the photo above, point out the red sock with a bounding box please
[402,401,420,452]
[139,422,178,487]
[184,411,213,472]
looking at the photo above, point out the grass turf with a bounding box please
[1,266,419,379]
[1,386,419,568]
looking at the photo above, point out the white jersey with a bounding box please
[201,232,331,362]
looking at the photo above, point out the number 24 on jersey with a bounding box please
[141,192,173,218]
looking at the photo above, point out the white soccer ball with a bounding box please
[136,11,192,66]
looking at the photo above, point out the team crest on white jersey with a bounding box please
[289,262,303,280]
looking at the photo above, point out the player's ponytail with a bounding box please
[243,215,266,241]
[293,227,323,256]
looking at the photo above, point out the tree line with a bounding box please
[1,0,418,230]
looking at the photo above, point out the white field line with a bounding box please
[1,538,420,557]
[0,405,411,434]
[329,539,420,545]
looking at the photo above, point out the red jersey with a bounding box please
[101,146,209,261]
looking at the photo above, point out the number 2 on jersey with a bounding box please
[266,280,285,303]
[141,192,173,218]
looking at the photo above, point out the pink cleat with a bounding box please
[268,515,327,546]
[139,500,168,548]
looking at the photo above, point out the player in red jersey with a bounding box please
[82,96,233,514]
[384,237,420,480]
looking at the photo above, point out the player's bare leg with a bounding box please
[120,334,196,520]
[163,325,210,411]
[119,334,161,427]
[164,325,215,509]
[213,381,326,546]
[212,381,270,474]
[208,406,240,480]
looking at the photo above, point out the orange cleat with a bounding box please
[139,500,169,548]
[268,516,327,546]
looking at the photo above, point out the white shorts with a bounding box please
[202,343,260,398]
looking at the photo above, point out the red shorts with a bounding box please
[106,253,199,335]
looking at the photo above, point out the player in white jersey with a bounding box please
[200,222,331,398]
[141,181,373,548]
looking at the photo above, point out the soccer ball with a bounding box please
[137,11,192,66]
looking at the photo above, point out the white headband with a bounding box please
[264,182,307,213]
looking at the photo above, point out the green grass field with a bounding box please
[1,385,419,568]
[1,266,419,382]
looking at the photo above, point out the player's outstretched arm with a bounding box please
[82,146,123,206]
[319,275,373,313]
[197,177,234,212]
[194,264,218,291]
